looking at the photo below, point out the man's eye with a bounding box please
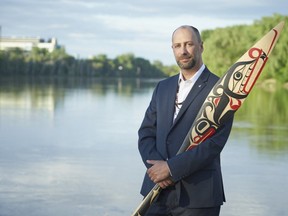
[173,44,180,49]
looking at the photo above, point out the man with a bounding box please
[138,25,234,216]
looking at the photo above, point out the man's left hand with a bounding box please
[146,160,171,184]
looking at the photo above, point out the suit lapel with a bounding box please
[165,75,179,127]
[172,68,210,126]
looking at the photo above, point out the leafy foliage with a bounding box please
[0,48,167,78]
[202,14,288,82]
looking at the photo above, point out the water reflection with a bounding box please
[1,76,287,154]
[233,85,288,155]
[0,77,159,114]
[0,77,287,216]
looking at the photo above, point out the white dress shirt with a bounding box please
[173,64,205,121]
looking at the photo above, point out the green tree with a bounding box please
[202,14,288,82]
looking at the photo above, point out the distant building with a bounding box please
[0,37,59,52]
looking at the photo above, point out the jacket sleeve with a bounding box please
[138,83,165,168]
[167,115,234,182]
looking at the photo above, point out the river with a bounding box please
[0,77,287,216]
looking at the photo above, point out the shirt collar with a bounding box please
[178,64,205,84]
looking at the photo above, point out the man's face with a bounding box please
[172,28,203,70]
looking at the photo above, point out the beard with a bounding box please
[176,56,196,70]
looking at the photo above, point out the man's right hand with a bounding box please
[158,177,174,189]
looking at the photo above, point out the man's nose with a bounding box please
[180,46,188,55]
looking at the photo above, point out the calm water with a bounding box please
[0,77,287,216]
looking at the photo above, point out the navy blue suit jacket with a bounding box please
[138,67,234,208]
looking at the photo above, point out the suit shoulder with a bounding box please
[209,71,220,80]
[206,69,220,85]
[157,74,178,86]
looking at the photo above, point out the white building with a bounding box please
[0,37,58,52]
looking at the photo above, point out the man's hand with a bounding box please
[157,177,174,189]
[147,160,174,188]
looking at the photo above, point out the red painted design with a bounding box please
[214,97,220,106]
[230,98,242,110]
[188,128,216,151]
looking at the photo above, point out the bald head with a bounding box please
[172,25,202,43]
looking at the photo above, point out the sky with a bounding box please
[0,0,287,65]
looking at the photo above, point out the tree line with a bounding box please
[202,13,288,82]
[0,14,287,80]
[0,47,177,78]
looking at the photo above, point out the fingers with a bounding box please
[146,160,156,165]
[158,182,168,189]
[146,160,170,184]
[158,178,174,189]
[147,170,161,183]
[146,160,174,189]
